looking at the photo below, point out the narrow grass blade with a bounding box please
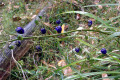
[46,59,87,78]
[92,57,120,64]
[64,71,120,80]
[76,39,95,48]
[95,75,120,80]
[107,15,120,23]
[84,4,120,7]
[95,32,120,48]
[61,11,110,27]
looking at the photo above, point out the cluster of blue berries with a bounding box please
[75,47,107,54]
[15,26,44,50]
[88,20,92,27]
[16,19,63,35]
[55,19,62,33]
[14,27,25,47]
[15,20,62,34]
[15,19,106,55]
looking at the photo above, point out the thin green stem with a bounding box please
[24,29,111,39]
[0,39,18,44]
[0,29,111,44]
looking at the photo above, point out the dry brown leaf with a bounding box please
[30,0,34,2]
[42,60,57,69]
[70,45,73,50]
[13,16,21,21]
[65,25,69,30]
[72,1,78,5]
[8,2,12,11]
[0,2,5,7]
[48,1,59,9]
[25,4,30,11]
[43,22,54,29]
[80,0,83,3]
[91,18,95,21]
[94,0,100,4]
[31,15,37,19]
[58,60,66,66]
[94,0,102,9]
[92,40,95,44]
[58,60,72,76]
[36,9,40,14]
[24,0,29,3]
[117,0,120,10]
[45,76,53,80]
[60,41,65,47]
[76,14,80,20]
[47,30,52,35]
[49,49,54,52]
[75,39,80,45]
[98,5,103,9]
[102,73,110,80]
[66,0,78,4]
[76,63,81,70]
[14,5,20,8]
[0,17,2,22]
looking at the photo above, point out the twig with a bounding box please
[0,2,52,79]
[11,49,26,80]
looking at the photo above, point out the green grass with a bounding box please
[0,0,120,80]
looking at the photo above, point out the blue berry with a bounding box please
[75,47,80,53]
[41,28,46,34]
[15,41,21,47]
[16,27,24,34]
[36,45,42,51]
[101,48,107,54]
[55,26,62,33]
[56,20,61,24]
[88,20,92,27]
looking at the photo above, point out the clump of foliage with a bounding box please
[0,0,120,80]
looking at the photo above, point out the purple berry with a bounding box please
[88,20,92,27]
[75,47,80,53]
[101,48,107,54]
[55,26,62,33]
[36,45,42,51]
[15,41,21,47]
[56,20,61,24]
[16,27,24,34]
[41,28,46,34]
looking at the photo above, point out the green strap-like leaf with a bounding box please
[92,57,120,64]
[62,11,110,27]
[94,32,120,48]
[84,4,120,7]
[64,71,120,80]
